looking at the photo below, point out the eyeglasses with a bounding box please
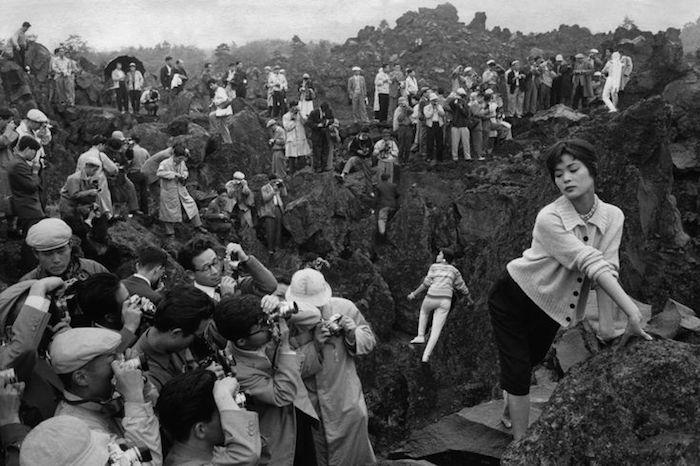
[194,257,221,273]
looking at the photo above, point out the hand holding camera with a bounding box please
[0,369,24,426]
[213,376,246,411]
[111,359,145,403]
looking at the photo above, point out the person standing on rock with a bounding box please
[347,66,369,123]
[9,21,31,69]
[7,136,45,236]
[111,62,128,113]
[307,101,333,173]
[208,79,234,145]
[482,59,499,89]
[282,100,311,173]
[373,128,399,183]
[404,67,418,105]
[408,247,473,362]
[0,107,19,228]
[601,52,623,113]
[388,64,404,120]
[448,88,472,161]
[298,73,315,119]
[571,53,593,111]
[126,62,144,113]
[373,64,391,122]
[224,171,255,231]
[259,174,287,256]
[267,119,287,179]
[159,55,174,103]
[488,138,653,441]
[17,109,52,210]
[156,145,207,236]
[393,96,414,164]
[423,93,445,164]
[505,60,525,118]
[51,47,76,107]
[285,268,377,466]
[232,61,248,99]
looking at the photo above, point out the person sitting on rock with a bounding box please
[156,145,207,236]
[104,135,141,217]
[178,238,278,303]
[140,88,160,116]
[208,79,234,145]
[203,185,235,236]
[488,139,653,441]
[338,126,374,192]
[408,247,473,362]
[373,128,399,184]
[224,171,255,231]
[75,135,118,218]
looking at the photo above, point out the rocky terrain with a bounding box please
[1,4,700,463]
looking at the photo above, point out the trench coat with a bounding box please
[298,297,376,466]
[282,111,311,158]
[156,156,198,222]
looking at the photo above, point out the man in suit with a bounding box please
[347,66,369,123]
[122,245,168,305]
[159,56,174,103]
[259,174,287,256]
[7,135,44,235]
[232,61,248,99]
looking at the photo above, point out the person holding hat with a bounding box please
[298,72,315,119]
[111,62,129,113]
[51,327,162,463]
[392,96,414,164]
[267,118,288,179]
[224,170,255,230]
[51,47,77,106]
[347,66,369,123]
[20,217,108,281]
[126,62,144,113]
[0,107,18,224]
[17,108,51,209]
[572,53,594,110]
[260,174,288,255]
[156,144,207,236]
[285,268,376,465]
[7,136,45,236]
[214,294,319,465]
[208,78,235,145]
[156,370,262,465]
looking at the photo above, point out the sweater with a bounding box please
[507,195,623,328]
[417,263,469,299]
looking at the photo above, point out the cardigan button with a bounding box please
[565,316,571,322]
[577,277,583,283]
[569,303,575,309]
[573,291,579,297]
[583,236,589,242]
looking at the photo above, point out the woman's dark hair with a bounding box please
[214,295,265,342]
[75,272,123,329]
[154,287,214,335]
[544,138,598,183]
[156,369,218,442]
[441,247,456,264]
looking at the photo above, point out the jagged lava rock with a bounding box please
[502,339,700,465]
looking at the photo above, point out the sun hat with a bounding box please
[286,268,332,307]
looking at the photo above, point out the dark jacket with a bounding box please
[121,274,164,305]
[375,181,399,210]
[159,64,173,89]
[450,97,471,128]
[348,136,373,158]
[506,69,527,93]
[7,155,44,219]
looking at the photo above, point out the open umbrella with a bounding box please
[103,55,145,81]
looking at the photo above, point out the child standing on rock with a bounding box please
[408,247,474,362]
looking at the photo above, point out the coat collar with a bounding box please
[554,194,608,232]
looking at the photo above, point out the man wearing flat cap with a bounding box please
[347,66,369,123]
[20,218,108,281]
[17,109,51,210]
[51,327,162,463]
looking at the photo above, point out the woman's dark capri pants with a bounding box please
[488,271,560,396]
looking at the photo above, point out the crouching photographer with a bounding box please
[49,327,162,464]
[213,294,320,465]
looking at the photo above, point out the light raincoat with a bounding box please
[156,156,198,222]
[282,111,311,158]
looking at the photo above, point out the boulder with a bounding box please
[669,140,699,170]
[530,104,588,123]
[502,340,700,465]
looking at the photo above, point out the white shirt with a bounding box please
[133,273,151,287]
[193,281,218,301]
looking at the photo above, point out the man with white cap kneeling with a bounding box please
[50,327,162,463]
[285,268,376,466]
[20,217,108,281]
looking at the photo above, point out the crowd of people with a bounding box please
[0,20,651,464]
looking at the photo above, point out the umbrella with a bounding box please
[103,55,145,81]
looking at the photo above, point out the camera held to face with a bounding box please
[265,301,299,326]
[324,313,344,337]
[107,441,153,465]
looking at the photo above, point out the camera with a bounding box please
[120,354,149,372]
[265,301,298,325]
[48,278,80,326]
[107,441,152,465]
[128,295,156,323]
[0,368,17,385]
[324,313,344,337]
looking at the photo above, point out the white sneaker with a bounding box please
[410,336,425,344]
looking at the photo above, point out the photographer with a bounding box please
[0,107,19,225]
[50,327,161,463]
[75,135,118,218]
[372,128,398,183]
[7,136,45,237]
[179,238,277,302]
[140,87,160,116]
[338,126,373,192]
[285,268,376,465]
[105,135,141,217]
[59,153,102,219]
[17,109,51,210]
[448,88,472,160]
[203,186,235,236]
[122,245,168,306]
[156,370,261,465]
[224,171,255,231]
[214,294,319,465]
[260,175,287,257]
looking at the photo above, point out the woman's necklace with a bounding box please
[579,197,598,222]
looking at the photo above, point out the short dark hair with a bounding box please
[156,369,218,442]
[165,56,173,61]
[207,78,217,86]
[178,237,215,271]
[17,136,40,152]
[131,135,140,144]
[154,287,214,335]
[22,21,31,28]
[544,138,598,183]
[172,145,188,159]
[214,295,264,342]
[137,245,168,269]
[75,273,123,330]
[106,138,123,151]
[441,247,456,264]
[91,135,107,146]
[380,173,390,181]
[288,100,299,107]
[216,185,227,195]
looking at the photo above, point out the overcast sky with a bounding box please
[2,0,698,51]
